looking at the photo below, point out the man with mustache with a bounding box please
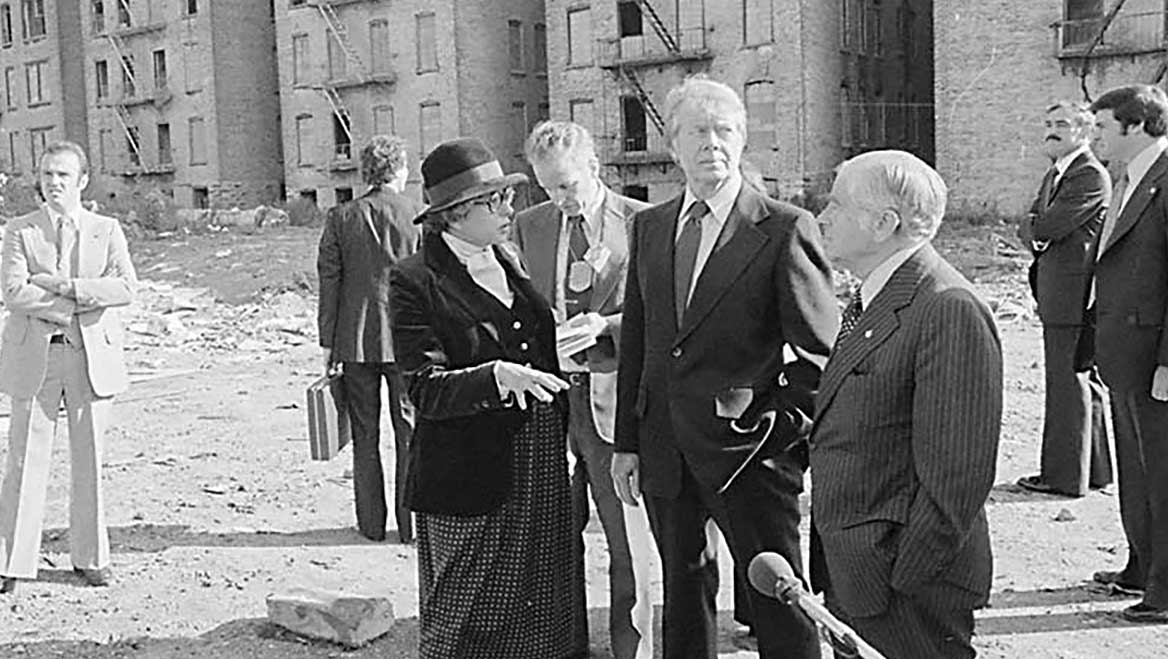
[611,75,837,658]
[1016,101,1113,498]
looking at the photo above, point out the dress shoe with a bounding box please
[1093,569,1144,596]
[0,577,15,594]
[1016,475,1082,497]
[73,567,112,587]
[1122,602,1168,623]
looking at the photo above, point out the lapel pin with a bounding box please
[864,330,873,339]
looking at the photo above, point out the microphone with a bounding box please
[748,552,887,659]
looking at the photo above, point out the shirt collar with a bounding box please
[1053,144,1088,177]
[1125,137,1168,186]
[680,174,742,230]
[441,230,494,264]
[860,241,926,307]
[563,184,607,232]
[44,203,80,228]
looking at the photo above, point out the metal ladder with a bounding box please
[618,68,665,134]
[315,85,353,145]
[633,0,679,54]
[316,2,369,81]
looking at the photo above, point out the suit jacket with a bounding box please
[1094,149,1168,393]
[318,186,421,363]
[614,184,838,497]
[809,245,1001,619]
[389,230,566,516]
[513,187,650,441]
[1024,150,1110,326]
[0,207,137,398]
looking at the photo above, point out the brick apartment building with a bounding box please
[274,0,550,209]
[0,0,88,183]
[935,0,1164,218]
[84,0,284,209]
[545,0,934,203]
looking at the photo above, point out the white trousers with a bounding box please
[0,343,112,577]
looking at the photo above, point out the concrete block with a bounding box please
[266,587,395,648]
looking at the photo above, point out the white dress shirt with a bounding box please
[675,175,743,306]
[861,242,927,308]
[442,231,514,308]
[1051,144,1089,189]
[1116,137,1168,215]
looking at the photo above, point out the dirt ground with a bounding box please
[0,222,1166,658]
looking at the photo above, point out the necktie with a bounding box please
[565,214,592,318]
[674,201,708,326]
[1097,171,1128,259]
[56,214,76,278]
[1042,166,1059,207]
[836,288,864,345]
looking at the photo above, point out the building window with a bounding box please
[508,20,524,72]
[617,2,641,37]
[419,101,440,154]
[537,101,550,124]
[510,101,527,155]
[373,105,394,135]
[369,20,389,75]
[333,112,351,160]
[183,41,200,93]
[188,116,206,165]
[1,4,13,46]
[327,31,346,80]
[567,7,592,65]
[1063,0,1104,48]
[744,80,776,150]
[295,114,312,165]
[621,95,647,152]
[183,0,197,16]
[291,34,309,85]
[677,0,704,50]
[116,0,130,28]
[25,59,47,105]
[744,0,773,45]
[840,0,851,51]
[4,66,17,108]
[126,125,140,167]
[95,59,108,99]
[21,0,44,40]
[157,122,171,165]
[193,186,209,209]
[8,131,19,171]
[335,187,353,204]
[121,54,135,97]
[290,0,305,6]
[533,23,547,74]
[866,3,881,55]
[90,0,103,34]
[840,87,853,148]
[98,128,111,172]
[29,126,51,168]
[569,99,593,134]
[152,49,167,89]
[416,12,437,72]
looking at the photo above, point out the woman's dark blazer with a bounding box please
[389,230,565,516]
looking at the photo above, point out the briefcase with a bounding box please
[306,372,351,461]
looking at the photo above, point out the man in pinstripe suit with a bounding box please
[811,150,1002,658]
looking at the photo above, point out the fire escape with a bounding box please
[1052,0,1168,98]
[308,0,395,169]
[105,0,170,176]
[598,0,711,168]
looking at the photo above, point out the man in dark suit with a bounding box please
[1088,84,1168,623]
[513,121,655,659]
[1016,101,1113,498]
[812,150,1002,658]
[317,135,421,543]
[611,75,838,659]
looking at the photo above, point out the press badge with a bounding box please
[583,245,611,272]
[568,261,593,292]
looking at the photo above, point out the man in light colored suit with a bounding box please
[0,141,137,593]
[512,120,655,659]
[812,150,1002,657]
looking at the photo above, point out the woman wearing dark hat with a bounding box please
[390,138,587,658]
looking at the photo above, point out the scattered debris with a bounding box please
[266,588,396,649]
[1054,508,1077,523]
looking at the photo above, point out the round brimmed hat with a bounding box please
[414,138,528,223]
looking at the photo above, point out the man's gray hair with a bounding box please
[662,75,747,145]
[840,150,948,241]
[1047,100,1095,130]
[525,120,597,165]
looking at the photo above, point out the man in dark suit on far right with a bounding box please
[1088,84,1168,624]
[1015,101,1113,498]
[318,134,421,543]
[812,150,1002,657]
